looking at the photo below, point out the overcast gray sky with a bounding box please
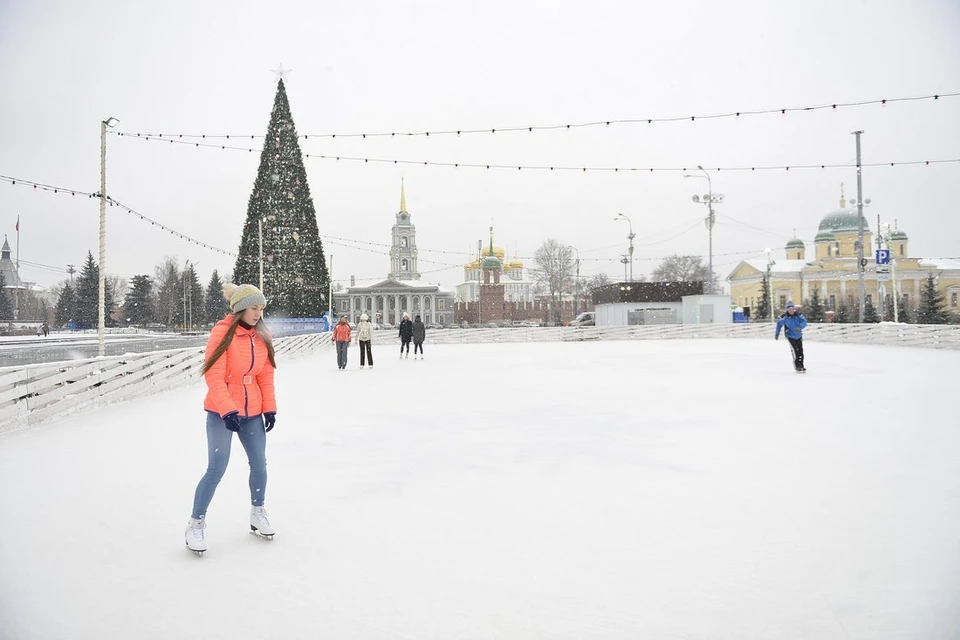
[2,0,959,293]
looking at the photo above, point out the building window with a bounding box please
[847,295,854,307]
[866,294,872,305]
[902,294,909,308]
[438,300,446,310]
[401,259,408,271]
[900,245,904,256]
[952,292,958,308]
[401,237,408,248]
[829,295,836,310]
[778,295,786,311]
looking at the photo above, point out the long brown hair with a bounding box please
[200,314,277,374]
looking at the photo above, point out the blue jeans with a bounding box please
[191,411,267,519]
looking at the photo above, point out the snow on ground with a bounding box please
[1,339,958,639]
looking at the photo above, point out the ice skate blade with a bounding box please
[249,526,275,540]
[185,544,205,557]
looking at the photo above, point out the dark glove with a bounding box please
[264,412,276,433]
[222,411,242,432]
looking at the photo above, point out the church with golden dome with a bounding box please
[726,188,960,319]
[455,229,534,304]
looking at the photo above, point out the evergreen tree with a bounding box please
[0,273,11,321]
[185,264,205,329]
[54,282,77,327]
[155,258,182,327]
[233,79,329,317]
[916,273,949,324]
[863,299,880,323]
[755,274,771,321]
[897,296,913,323]
[205,269,228,324]
[834,300,854,323]
[124,275,155,326]
[804,288,826,323]
[75,251,99,328]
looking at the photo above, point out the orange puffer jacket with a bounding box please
[333,323,352,342]
[203,315,277,418]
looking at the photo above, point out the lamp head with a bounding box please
[103,117,120,128]
[692,195,700,203]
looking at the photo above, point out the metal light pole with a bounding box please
[852,130,866,322]
[620,254,629,282]
[685,166,724,294]
[614,213,635,282]
[98,116,119,357]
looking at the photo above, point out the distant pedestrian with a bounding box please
[36,326,42,337]
[775,300,808,372]
[398,312,413,358]
[334,316,352,370]
[357,313,374,369]
[42,322,49,337]
[412,315,426,360]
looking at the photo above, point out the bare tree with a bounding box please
[533,239,575,324]
[651,255,709,283]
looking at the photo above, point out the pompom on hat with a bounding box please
[222,283,267,314]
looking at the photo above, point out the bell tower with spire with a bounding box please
[389,178,420,281]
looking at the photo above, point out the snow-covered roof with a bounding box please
[918,258,960,271]
[741,259,810,274]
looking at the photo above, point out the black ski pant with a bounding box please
[787,337,804,370]
[359,340,373,366]
[413,341,423,355]
[400,338,411,354]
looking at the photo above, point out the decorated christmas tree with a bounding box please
[233,78,329,317]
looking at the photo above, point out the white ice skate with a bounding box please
[185,517,207,556]
[250,506,275,539]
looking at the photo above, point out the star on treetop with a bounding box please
[271,63,291,82]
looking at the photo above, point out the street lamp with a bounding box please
[848,194,871,322]
[98,116,119,357]
[684,166,724,294]
[614,213,635,282]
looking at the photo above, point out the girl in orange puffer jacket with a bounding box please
[184,283,278,555]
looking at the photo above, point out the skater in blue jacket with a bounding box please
[775,300,808,372]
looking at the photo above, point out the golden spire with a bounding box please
[400,177,407,213]
[840,182,846,209]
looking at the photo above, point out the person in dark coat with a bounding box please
[398,313,413,358]
[412,315,426,360]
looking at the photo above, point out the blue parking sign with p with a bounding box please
[876,249,890,265]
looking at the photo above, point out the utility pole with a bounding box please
[621,254,629,282]
[876,214,885,321]
[98,117,119,355]
[477,239,482,326]
[615,213,635,282]
[853,130,866,323]
[258,218,264,293]
[327,253,333,324]
[574,248,580,317]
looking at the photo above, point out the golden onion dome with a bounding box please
[507,259,524,270]
[481,245,506,259]
[465,259,482,270]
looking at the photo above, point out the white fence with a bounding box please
[3,324,957,434]
[0,333,331,434]
[421,323,960,349]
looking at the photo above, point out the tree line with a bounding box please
[51,252,231,330]
[756,272,952,324]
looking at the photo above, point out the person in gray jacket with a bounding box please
[412,315,426,360]
[357,313,374,369]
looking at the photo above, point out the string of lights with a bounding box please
[111,91,958,140]
[0,174,97,198]
[115,133,960,173]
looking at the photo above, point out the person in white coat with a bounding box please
[357,313,374,369]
